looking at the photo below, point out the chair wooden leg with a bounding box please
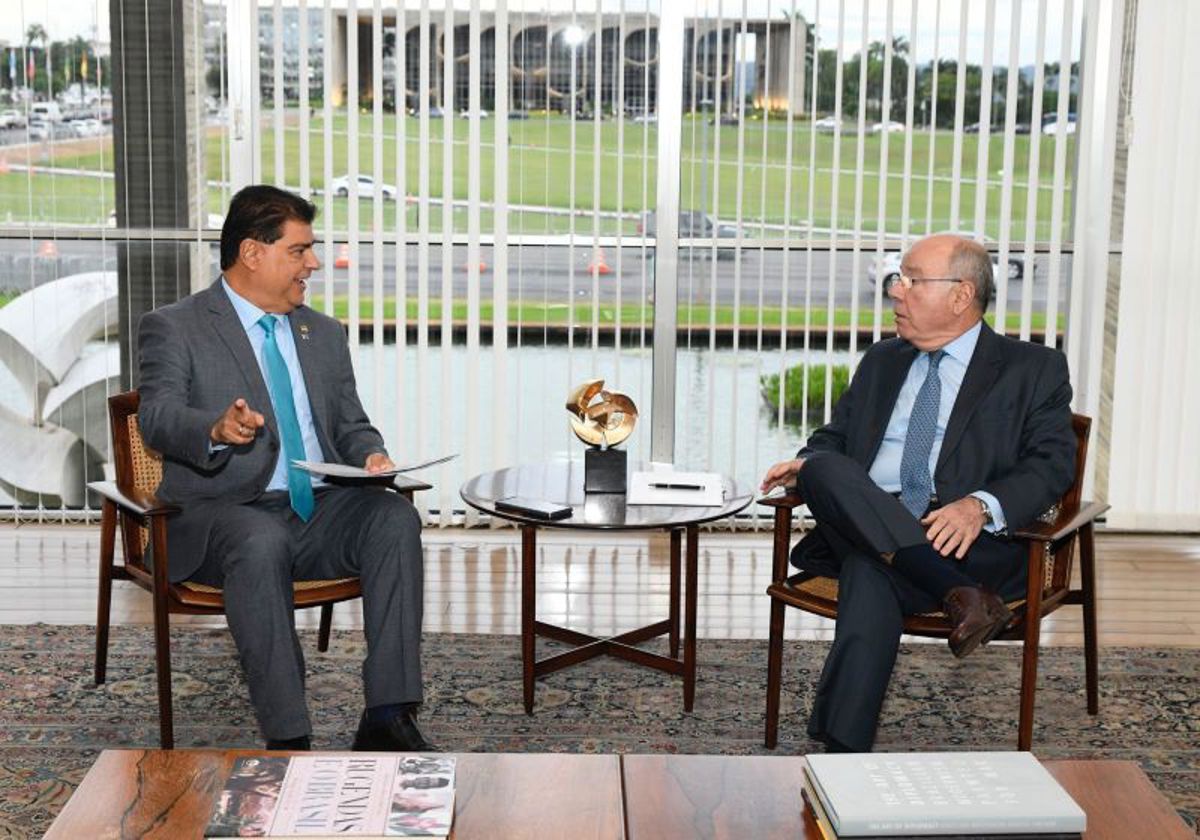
[318,604,334,652]
[150,519,174,749]
[1017,542,1047,751]
[1078,523,1100,715]
[765,595,787,749]
[94,500,117,685]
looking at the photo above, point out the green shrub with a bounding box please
[759,363,850,425]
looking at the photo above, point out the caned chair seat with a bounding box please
[762,413,1107,752]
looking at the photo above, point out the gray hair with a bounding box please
[949,238,994,313]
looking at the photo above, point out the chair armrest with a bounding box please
[1011,500,1109,543]
[757,491,805,510]
[388,474,432,494]
[87,480,179,517]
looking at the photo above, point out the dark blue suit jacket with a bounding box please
[792,321,1076,587]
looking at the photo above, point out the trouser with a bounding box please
[793,451,1024,752]
[189,485,425,740]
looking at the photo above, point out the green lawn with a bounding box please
[315,295,1060,333]
[2,111,1075,238]
[0,286,1061,335]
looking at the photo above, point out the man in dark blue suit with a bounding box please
[760,233,1076,753]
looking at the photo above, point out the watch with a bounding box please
[975,496,993,525]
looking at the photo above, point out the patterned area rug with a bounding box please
[1,624,1196,837]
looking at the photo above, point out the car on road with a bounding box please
[813,116,841,132]
[638,210,739,259]
[866,243,1025,288]
[70,118,105,138]
[870,121,906,134]
[1042,119,1077,136]
[0,109,25,129]
[327,175,398,200]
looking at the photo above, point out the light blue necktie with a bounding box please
[899,350,945,518]
[258,315,315,522]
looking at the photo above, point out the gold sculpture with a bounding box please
[566,379,638,448]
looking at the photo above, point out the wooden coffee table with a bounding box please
[621,754,1194,839]
[45,751,1193,839]
[45,750,624,839]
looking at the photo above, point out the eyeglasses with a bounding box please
[883,273,963,295]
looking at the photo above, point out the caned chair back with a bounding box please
[107,390,160,568]
[1039,413,1091,596]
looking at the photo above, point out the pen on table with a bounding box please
[649,482,705,491]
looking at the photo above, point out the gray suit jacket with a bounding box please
[137,279,387,582]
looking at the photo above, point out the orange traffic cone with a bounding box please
[587,246,612,276]
[461,260,488,273]
[37,240,58,259]
[334,243,350,269]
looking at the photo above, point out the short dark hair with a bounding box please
[948,237,994,313]
[220,185,317,270]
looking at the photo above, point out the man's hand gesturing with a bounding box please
[210,398,265,445]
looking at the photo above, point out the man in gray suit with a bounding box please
[760,233,1076,753]
[138,185,430,751]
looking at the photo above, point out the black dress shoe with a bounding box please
[265,734,311,751]
[943,585,1013,659]
[352,707,436,752]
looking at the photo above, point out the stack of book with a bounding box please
[801,752,1086,839]
[204,754,456,838]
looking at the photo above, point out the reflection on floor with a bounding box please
[1,524,1197,647]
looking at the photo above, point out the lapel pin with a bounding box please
[299,324,310,341]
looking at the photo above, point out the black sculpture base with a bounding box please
[584,447,627,494]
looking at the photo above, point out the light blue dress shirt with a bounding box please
[222,279,326,490]
[867,321,1005,531]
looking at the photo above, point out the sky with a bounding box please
[1,0,1082,66]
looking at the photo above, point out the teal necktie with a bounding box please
[258,315,315,521]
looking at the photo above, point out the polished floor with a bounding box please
[1,523,1198,648]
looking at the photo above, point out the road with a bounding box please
[0,238,1071,313]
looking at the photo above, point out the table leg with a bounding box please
[683,523,698,712]
[668,528,682,659]
[522,524,537,715]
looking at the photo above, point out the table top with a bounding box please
[622,754,1194,840]
[46,751,1193,840]
[460,461,754,530]
[45,750,625,840]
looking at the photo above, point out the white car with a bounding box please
[0,109,25,129]
[328,175,397,200]
[813,116,841,132]
[71,118,104,137]
[1042,119,1077,136]
[870,121,907,134]
[866,246,1024,287]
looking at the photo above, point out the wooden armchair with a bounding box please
[89,390,430,749]
[761,413,1108,751]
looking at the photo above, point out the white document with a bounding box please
[626,470,724,506]
[804,751,1086,836]
[292,453,458,478]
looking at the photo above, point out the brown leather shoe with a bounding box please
[943,585,1013,659]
